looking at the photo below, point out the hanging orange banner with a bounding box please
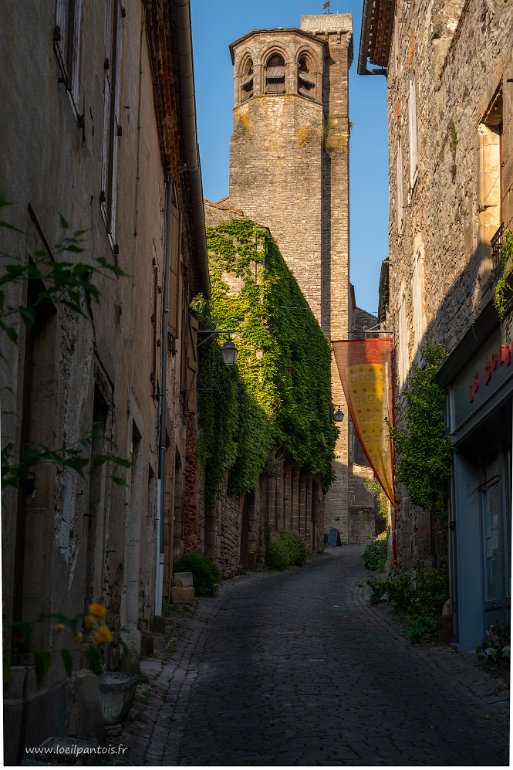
[332,338,396,508]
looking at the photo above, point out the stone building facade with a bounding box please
[196,461,324,579]
[183,202,330,577]
[359,0,513,647]
[1,0,208,758]
[215,14,358,541]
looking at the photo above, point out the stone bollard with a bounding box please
[171,571,195,604]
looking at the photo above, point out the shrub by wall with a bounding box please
[363,531,388,571]
[267,530,308,570]
[173,551,221,597]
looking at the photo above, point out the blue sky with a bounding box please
[191,0,389,315]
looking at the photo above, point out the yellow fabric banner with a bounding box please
[332,338,396,508]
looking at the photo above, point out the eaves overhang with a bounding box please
[357,0,394,75]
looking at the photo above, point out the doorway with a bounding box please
[480,443,511,628]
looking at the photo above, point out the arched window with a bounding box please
[298,53,315,98]
[240,57,254,102]
[265,53,285,94]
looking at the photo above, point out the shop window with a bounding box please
[54,0,84,110]
[298,53,316,99]
[240,57,254,102]
[265,53,285,94]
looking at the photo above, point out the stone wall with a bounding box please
[186,454,325,579]
[384,0,513,566]
[0,1,207,757]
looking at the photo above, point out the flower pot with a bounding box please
[97,672,137,725]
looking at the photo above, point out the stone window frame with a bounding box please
[411,247,426,362]
[478,84,503,260]
[296,47,318,101]
[263,46,288,95]
[407,74,419,195]
[396,136,404,235]
[54,0,84,117]
[238,53,254,103]
[100,0,124,249]
[398,281,408,388]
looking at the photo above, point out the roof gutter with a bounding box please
[170,0,210,299]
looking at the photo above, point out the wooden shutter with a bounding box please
[168,205,182,339]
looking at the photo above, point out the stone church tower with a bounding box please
[224,14,353,539]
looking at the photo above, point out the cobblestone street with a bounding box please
[117,547,510,766]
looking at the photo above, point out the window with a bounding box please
[398,285,408,387]
[54,0,83,108]
[479,87,503,267]
[396,137,404,234]
[168,203,182,339]
[101,0,123,242]
[297,53,315,99]
[408,75,418,190]
[265,53,285,94]
[412,250,426,360]
[240,57,254,102]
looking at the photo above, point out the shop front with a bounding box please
[439,311,512,650]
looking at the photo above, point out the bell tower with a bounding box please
[227,14,353,539]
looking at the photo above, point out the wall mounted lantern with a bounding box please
[334,405,344,422]
[198,329,238,366]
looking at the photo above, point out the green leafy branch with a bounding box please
[1,197,129,488]
[493,228,513,321]
[1,432,132,489]
[389,341,452,513]
[0,197,124,346]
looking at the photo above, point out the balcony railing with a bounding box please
[491,222,505,270]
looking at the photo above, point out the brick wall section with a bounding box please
[385,0,513,566]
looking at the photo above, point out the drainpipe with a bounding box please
[155,181,173,617]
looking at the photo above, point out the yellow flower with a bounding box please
[94,625,113,645]
[53,623,65,633]
[88,603,107,621]
[72,632,84,644]
[84,614,97,629]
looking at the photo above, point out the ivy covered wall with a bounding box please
[194,218,337,510]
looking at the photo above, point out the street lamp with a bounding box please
[221,338,237,366]
[198,329,238,366]
[334,405,344,422]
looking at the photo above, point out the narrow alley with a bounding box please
[118,548,509,766]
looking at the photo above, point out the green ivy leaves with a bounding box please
[390,341,452,511]
[195,218,337,505]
